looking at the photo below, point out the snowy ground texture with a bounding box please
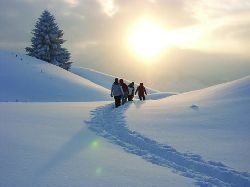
[0,51,110,102]
[89,104,250,186]
[0,51,250,186]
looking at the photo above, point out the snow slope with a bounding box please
[88,76,250,186]
[0,51,111,102]
[0,102,194,187]
[0,77,249,186]
[70,66,159,94]
[1,50,249,186]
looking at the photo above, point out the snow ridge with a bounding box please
[87,103,250,187]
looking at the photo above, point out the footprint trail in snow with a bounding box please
[87,103,250,187]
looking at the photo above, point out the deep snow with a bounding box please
[88,103,250,186]
[0,50,250,186]
[123,76,250,185]
[0,103,194,187]
[87,76,250,186]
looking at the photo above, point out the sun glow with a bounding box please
[127,19,200,61]
[128,20,167,59]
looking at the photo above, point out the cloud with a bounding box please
[114,0,198,28]
[208,21,250,55]
[0,0,198,50]
[97,0,119,17]
[189,0,250,20]
[63,0,79,7]
[0,0,249,55]
[0,0,250,92]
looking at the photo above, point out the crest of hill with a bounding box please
[71,66,178,99]
[159,75,250,104]
[70,66,159,94]
[0,51,111,102]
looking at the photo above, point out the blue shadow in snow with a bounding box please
[35,127,94,176]
[87,102,250,187]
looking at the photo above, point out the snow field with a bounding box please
[0,102,194,187]
[0,51,110,102]
[1,50,250,186]
[88,102,250,186]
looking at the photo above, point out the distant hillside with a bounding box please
[0,51,111,102]
[163,75,250,103]
[70,66,159,94]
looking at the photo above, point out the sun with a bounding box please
[128,20,167,60]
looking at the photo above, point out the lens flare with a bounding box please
[90,140,100,149]
[95,167,103,175]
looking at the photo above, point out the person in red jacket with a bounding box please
[135,83,147,100]
[119,79,129,104]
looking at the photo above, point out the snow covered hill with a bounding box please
[0,50,249,186]
[71,66,177,100]
[0,51,110,102]
[89,76,250,186]
[70,66,159,94]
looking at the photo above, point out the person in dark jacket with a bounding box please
[128,82,135,101]
[135,83,147,100]
[111,78,124,108]
[119,79,128,104]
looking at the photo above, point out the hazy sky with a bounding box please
[1,0,250,91]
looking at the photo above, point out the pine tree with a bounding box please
[26,10,72,70]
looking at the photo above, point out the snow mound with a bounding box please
[0,51,111,102]
[70,66,159,94]
[201,75,250,100]
[165,75,250,103]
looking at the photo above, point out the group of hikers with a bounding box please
[111,78,147,108]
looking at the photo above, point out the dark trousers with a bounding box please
[139,95,145,101]
[122,93,128,105]
[114,96,121,108]
[128,95,134,101]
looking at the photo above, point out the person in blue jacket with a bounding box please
[111,78,124,108]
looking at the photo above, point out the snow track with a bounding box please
[88,103,250,187]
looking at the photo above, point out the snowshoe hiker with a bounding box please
[128,82,135,101]
[135,83,147,101]
[111,78,124,108]
[119,79,128,104]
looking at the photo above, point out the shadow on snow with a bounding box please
[87,102,250,187]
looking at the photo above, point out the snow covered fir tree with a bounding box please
[26,10,72,70]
